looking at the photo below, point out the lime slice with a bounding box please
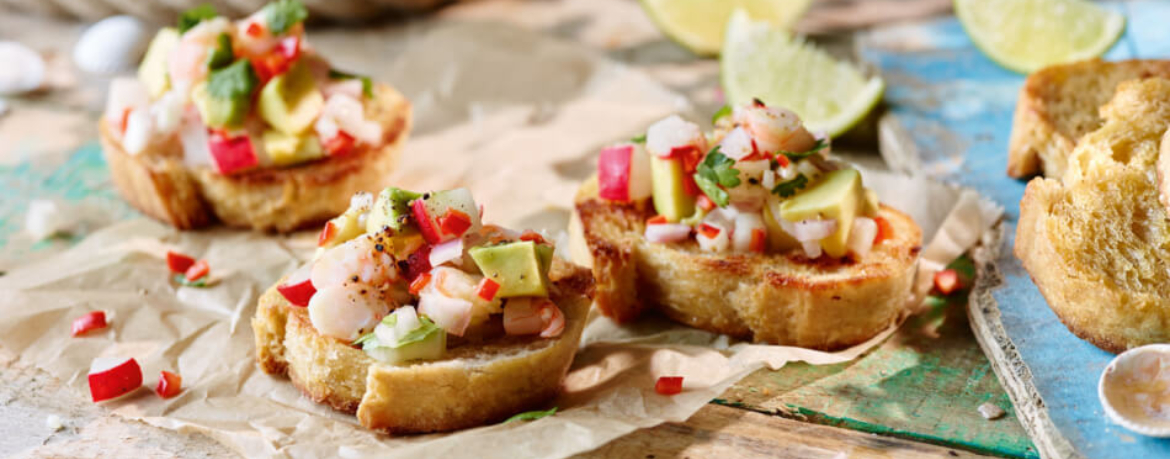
[955,0,1125,74]
[721,9,884,137]
[640,0,812,56]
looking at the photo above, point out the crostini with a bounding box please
[575,101,922,350]
[101,1,411,232]
[253,186,593,434]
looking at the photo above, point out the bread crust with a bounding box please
[100,84,412,232]
[252,259,594,434]
[1007,59,1170,179]
[574,179,922,351]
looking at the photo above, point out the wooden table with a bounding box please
[0,1,1036,457]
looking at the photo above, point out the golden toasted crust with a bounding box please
[573,179,922,351]
[1015,78,1170,353]
[1007,59,1170,178]
[252,260,594,434]
[100,83,412,232]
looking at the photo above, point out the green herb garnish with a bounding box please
[631,133,647,143]
[207,59,259,100]
[692,147,741,207]
[778,138,829,163]
[771,174,809,198]
[172,273,208,288]
[352,314,442,348]
[177,4,218,34]
[947,255,976,283]
[205,33,234,71]
[711,104,731,124]
[328,69,374,98]
[263,0,309,35]
[504,407,558,423]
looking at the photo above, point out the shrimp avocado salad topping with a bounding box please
[277,187,564,366]
[596,100,890,260]
[105,0,386,175]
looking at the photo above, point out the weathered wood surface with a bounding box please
[0,0,1036,458]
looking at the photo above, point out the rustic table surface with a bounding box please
[0,0,1039,458]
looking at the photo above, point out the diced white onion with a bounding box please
[122,107,153,155]
[179,110,212,168]
[374,322,398,346]
[847,217,877,258]
[697,209,735,252]
[394,305,421,337]
[350,192,374,211]
[761,169,776,190]
[628,143,653,200]
[791,219,837,242]
[731,212,765,253]
[644,223,691,243]
[646,115,704,158]
[801,240,823,258]
[428,236,465,268]
[25,199,74,241]
[150,89,185,135]
[418,293,472,336]
[719,127,754,160]
[104,77,149,125]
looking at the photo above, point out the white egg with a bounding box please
[73,16,149,75]
[0,42,45,95]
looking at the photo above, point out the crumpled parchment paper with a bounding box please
[0,20,1001,459]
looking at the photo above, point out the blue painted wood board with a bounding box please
[859,2,1170,457]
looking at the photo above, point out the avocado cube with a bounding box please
[138,28,180,99]
[192,82,250,129]
[779,168,866,258]
[258,62,324,135]
[367,187,422,233]
[469,241,551,298]
[650,156,695,222]
[762,199,800,252]
[262,129,323,166]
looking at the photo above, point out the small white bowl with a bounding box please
[1099,344,1170,437]
[73,15,148,75]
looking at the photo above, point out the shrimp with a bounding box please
[502,298,564,338]
[311,235,398,290]
[168,17,232,89]
[734,103,818,155]
[423,266,503,326]
[307,286,390,341]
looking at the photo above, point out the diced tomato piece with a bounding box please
[245,22,264,37]
[646,215,668,225]
[696,194,715,212]
[404,245,432,282]
[476,278,500,302]
[750,228,766,253]
[873,216,893,245]
[88,357,142,402]
[72,311,108,337]
[185,260,209,282]
[412,199,443,244]
[155,371,182,399]
[438,209,472,237]
[324,131,356,156]
[934,269,961,295]
[776,152,790,168]
[698,224,721,239]
[119,108,132,134]
[519,230,546,244]
[409,272,432,295]
[655,376,683,395]
[277,265,315,307]
[207,131,259,175]
[317,221,338,247]
[166,251,196,273]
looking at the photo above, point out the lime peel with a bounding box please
[955,0,1125,74]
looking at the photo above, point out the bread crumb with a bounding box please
[978,402,1005,420]
[45,414,63,431]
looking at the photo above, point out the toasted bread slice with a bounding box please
[1015,78,1170,353]
[100,84,411,232]
[1007,59,1170,179]
[252,259,594,434]
[573,178,922,351]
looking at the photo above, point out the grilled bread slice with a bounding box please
[1016,78,1170,353]
[1007,59,1170,179]
[252,259,593,434]
[573,178,922,351]
[100,84,411,232]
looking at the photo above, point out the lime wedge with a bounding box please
[640,0,812,56]
[955,0,1125,74]
[720,9,884,137]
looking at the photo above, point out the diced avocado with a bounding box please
[258,61,324,135]
[779,168,866,258]
[138,28,180,99]
[367,187,423,233]
[320,210,365,249]
[862,188,880,216]
[762,199,800,252]
[191,81,249,128]
[361,316,446,365]
[262,129,323,166]
[469,241,551,298]
[650,156,695,222]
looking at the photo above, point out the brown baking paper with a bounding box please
[0,21,1000,459]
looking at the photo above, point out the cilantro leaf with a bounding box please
[692,147,741,207]
[178,4,218,34]
[172,273,208,288]
[352,332,377,347]
[328,69,374,98]
[778,138,829,162]
[946,254,976,282]
[504,407,557,423]
[204,33,234,71]
[264,0,309,35]
[354,314,442,349]
[771,174,809,198]
[711,104,731,124]
[631,133,647,143]
[207,59,259,100]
